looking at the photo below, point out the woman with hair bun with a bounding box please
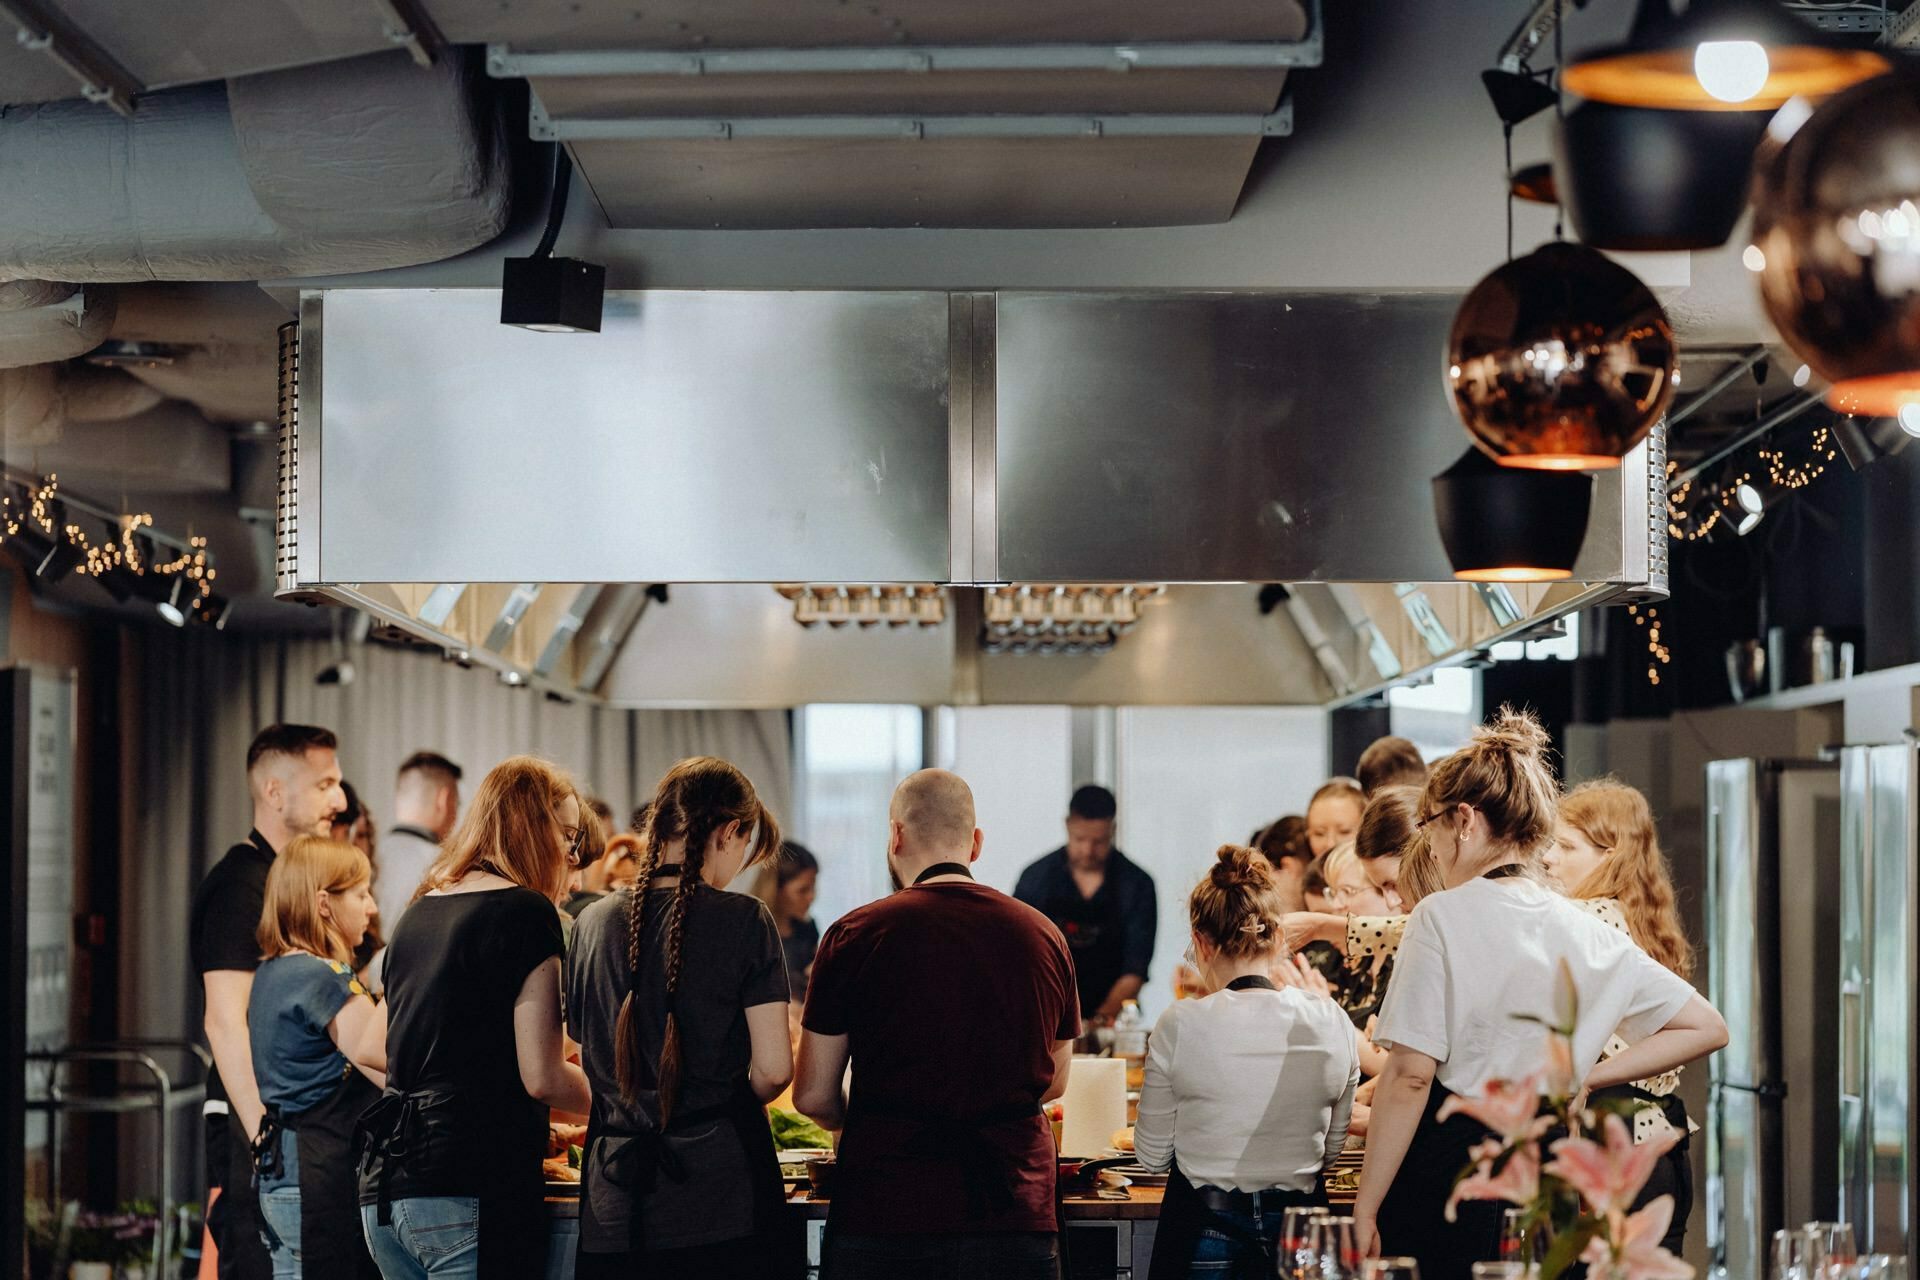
[566,756,792,1279]
[1353,709,1728,1280]
[1136,845,1358,1280]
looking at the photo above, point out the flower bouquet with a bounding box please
[1441,961,1691,1280]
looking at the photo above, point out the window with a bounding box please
[792,705,923,929]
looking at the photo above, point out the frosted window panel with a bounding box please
[1116,706,1328,1019]
[793,705,923,929]
[934,706,1073,895]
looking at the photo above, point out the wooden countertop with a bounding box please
[783,1185,1165,1220]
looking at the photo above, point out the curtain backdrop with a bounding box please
[118,627,790,1199]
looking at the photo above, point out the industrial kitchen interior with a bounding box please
[3,3,1918,1280]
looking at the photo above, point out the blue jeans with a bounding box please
[256,1131,301,1279]
[1192,1199,1281,1274]
[359,1198,481,1280]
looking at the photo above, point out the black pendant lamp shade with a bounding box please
[1562,0,1888,112]
[1432,449,1594,582]
[1553,97,1767,250]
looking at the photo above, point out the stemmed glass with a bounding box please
[1501,1207,1530,1263]
[1316,1216,1362,1280]
[1852,1257,1909,1280]
[1280,1207,1324,1280]
[1778,1228,1814,1280]
[1363,1259,1422,1280]
[1808,1224,1860,1280]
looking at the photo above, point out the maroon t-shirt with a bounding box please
[802,881,1081,1235]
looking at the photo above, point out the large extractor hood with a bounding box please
[278,288,1665,707]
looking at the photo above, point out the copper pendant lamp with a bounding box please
[1446,241,1679,470]
[1561,0,1887,112]
[1431,449,1594,582]
[1751,69,1920,418]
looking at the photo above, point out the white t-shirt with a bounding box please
[1373,876,1697,1097]
[1132,984,1359,1193]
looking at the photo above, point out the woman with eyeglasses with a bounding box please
[1351,710,1727,1280]
[357,756,593,1280]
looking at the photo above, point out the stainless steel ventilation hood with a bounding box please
[278,288,1665,707]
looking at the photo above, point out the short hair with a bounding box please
[1357,736,1429,796]
[777,840,820,886]
[398,751,462,786]
[246,724,337,775]
[1253,815,1311,870]
[1356,786,1421,861]
[1068,784,1117,823]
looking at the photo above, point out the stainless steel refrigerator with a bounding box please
[1705,757,1842,1280]
[1836,743,1917,1256]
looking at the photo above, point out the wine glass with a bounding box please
[1280,1207,1323,1280]
[1501,1207,1529,1263]
[1853,1257,1909,1280]
[1316,1216,1361,1280]
[1805,1223,1858,1280]
[1777,1229,1813,1280]
[1363,1259,1422,1280]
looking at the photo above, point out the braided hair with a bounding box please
[612,756,781,1122]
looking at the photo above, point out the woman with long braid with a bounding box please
[567,757,792,1279]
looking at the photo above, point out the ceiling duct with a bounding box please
[485,0,1318,229]
[0,51,508,284]
[0,286,115,368]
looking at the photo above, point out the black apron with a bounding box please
[254,1070,382,1279]
[1043,873,1128,1020]
[357,1084,548,1279]
[1145,976,1330,1280]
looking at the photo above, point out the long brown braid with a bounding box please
[611,757,781,1124]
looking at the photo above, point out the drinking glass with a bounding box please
[1316,1216,1361,1280]
[1501,1207,1530,1263]
[1853,1257,1909,1280]
[1777,1228,1812,1280]
[1813,1224,1860,1277]
[1280,1207,1324,1280]
[1472,1265,1527,1280]
[1363,1258,1422,1280]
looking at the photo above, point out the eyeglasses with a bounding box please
[563,825,587,865]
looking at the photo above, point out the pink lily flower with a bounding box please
[1437,1074,1551,1141]
[1579,1194,1693,1280]
[1444,1136,1541,1222]
[1547,1114,1678,1218]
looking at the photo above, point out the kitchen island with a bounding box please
[544,1183,1164,1279]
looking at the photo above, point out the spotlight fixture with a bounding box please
[1734,481,1766,535]
[35,533,82,584]
[1481,68,1560,127]
[1751,70,1920,418]
[979,584,1166,655]
[155,577,186,626]
[314,658,355,685]
[501,149,604,334]
[1431,448,1594,582]
[1552,98,1767,251]
[1447,241,1678,470]
[1561,0,1887,112]
[1903,405,1920,440]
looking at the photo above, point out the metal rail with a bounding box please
[1668,390,1828,491]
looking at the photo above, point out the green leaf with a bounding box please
[1539,1219,1600,1280]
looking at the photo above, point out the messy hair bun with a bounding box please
[1423,704,1559,855]
[1190,844,1288,960]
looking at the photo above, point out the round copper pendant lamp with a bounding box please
[1553,97,1767,250]
[1446,241,1679,470]
[1751,70,1920,417]
[1561,0,1887,112]
[1432,449,1594,582]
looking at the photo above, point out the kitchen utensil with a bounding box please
[1060,1056,1128,1157]
[1728,639,1768,702]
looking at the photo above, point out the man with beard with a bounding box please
[189,724,347,1279]
[1013,785,1157,1025]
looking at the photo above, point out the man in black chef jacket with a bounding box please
[188,724,346,1280]
[1013,785,1157,1025]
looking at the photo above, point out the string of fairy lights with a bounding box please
[0,470,223,625]
[1656,410,1843,685]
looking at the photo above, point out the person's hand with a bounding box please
[1283,912,1340,952]
[1353,1208,1382,1259]
[1278,953,1335,1000]
[1355,1075,1377,1106]
[1347,1101,1371,1138]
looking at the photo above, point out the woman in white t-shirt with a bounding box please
[1136,845,1359,1280]
[1352,709,1728,1280]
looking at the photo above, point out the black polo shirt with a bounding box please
[189,829,276,1103]
[1012,846,1157,1018]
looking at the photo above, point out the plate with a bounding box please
[777,1148,832,1164]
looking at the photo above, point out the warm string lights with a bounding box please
[1627,603,1671,687]
[1667,418,1843,543]
[1757,423,1837,490]
[0,469,220,616]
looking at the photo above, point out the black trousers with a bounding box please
[578,1235,779,1280]
[203,1111,272,1280]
